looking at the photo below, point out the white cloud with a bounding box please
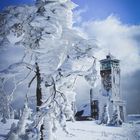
[80,15,140,75]
[73,6,88,25]
[74,15,140,114]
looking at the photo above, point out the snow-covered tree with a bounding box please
[0,78,11,123]
[108,106,122,126]
[7,95,32,139]
[99,104,110,125]
[0,0,98,139]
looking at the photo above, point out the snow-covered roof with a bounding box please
[77,103,91,116]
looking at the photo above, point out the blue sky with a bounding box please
[0,0,140,25]
[73,0,140,25]
[0,0,34,10]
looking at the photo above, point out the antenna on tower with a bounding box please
[107,46,111,56]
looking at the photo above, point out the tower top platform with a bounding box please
[100,53,120,63]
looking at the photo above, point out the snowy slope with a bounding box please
[128,114,140,121]
[0,119,140,140]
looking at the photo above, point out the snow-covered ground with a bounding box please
[57,121,140,140]
[1,119,140,140]
[0,120,18,140]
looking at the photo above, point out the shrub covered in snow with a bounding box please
[108,106,122,127]
[99,104,110,125]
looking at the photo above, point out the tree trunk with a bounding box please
[35,63,44,140]
[36,62,42,112]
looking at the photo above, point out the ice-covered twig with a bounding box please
[0,62,35,76]
[9,70,32,99]
[28,74,37,88]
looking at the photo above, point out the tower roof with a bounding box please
[100,53,120,63]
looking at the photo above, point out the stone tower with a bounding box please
[100,54,126,122]
[100,54,120,100]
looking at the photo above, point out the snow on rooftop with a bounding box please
[77,103,91,116]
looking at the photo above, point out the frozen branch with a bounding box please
[0,62,35,76]
[28,74,37,88]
